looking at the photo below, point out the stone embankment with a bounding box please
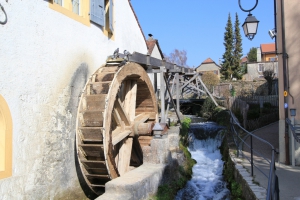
[228,150,267,200]
[97,126,183,200]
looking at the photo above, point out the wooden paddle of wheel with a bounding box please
[76,61,158,196]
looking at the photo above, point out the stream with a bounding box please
[175,120,230,200]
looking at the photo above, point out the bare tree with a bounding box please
[201,72,220,93]
[263,69,276,95]
[164,49,189,67]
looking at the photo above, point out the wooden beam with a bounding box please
[112,129,132,146]
[117,138,133,176]
[180,73,199,90]
[114,98,130,126]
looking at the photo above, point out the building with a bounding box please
[244,43,278,81]
[0,0,147,199]
[195,58,221,77]
[146,34,164,93]
[276,0,300,166]
[261,43,277,62]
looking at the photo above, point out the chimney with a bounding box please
[257,47,261,62]
[148,33,154,41]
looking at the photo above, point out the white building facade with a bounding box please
[0,0,147,199]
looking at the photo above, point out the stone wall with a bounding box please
[214,80,270,97]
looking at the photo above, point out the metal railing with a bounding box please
[229,111,279,200]
[286,118,300,143]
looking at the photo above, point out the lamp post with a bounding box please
[238,0,290,165]
[238,0,259,40]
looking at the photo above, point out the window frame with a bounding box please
[258,63,265,72]
[0,95,13,180]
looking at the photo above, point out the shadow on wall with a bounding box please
[66,63,99,199]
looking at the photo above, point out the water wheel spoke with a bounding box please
[134,113,150,123]
[117,137,133,176]
[114,98,130,126]
[123,80,137,122]
[112,128,132,146]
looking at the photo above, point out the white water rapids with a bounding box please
[175,122,230,200]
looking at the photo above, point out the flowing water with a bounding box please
[175,122,230,200]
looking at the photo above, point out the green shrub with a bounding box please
[263,102,272,108]
[200,97,216,120]
[180,117,191,146]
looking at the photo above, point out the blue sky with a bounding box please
[131,0,275,68]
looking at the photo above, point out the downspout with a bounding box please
[280,0,290,165]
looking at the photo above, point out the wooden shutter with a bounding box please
[109,0,114,33]
[90,0,105,26]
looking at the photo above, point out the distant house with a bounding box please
[195,58,221,77]
[244,43,278,81]
[241,56,248,65]
[146,34,164,91]
[261,43,277,62]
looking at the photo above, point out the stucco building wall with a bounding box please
[0,0,147,199]
[277,0,300,165]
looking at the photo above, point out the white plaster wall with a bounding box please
[0,0,147,199]
[148,44,163,90]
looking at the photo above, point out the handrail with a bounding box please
[286,118,300,143]
[229,111,279,200]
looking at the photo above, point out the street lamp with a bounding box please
[242,14,259,40]
[239,0,259,40]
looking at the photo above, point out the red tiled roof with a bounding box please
[202,58,214,64]
[146,38,164,58]
[241,56,247,63]
[260,43,276,53]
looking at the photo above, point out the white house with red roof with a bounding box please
[244,43,278,83]
[195,58,221,78]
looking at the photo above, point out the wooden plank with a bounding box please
[137,123,154,135]
[90,82,111,94]
[135,107,155,112]
[82,94,106,111]
[79,111,103,127]
[114,98,130,126]
[130,52,147,65]
[79,144,104,157]
[117,138,133,176]
[95,73,115,82]
[102,66,119,72]
[112,129,131,145]
[79,127,103,140]
[85,168,108,175]
[86,174,110,179]
[134,113,149,122]
[134,112,156,120]
[80,160,106,168]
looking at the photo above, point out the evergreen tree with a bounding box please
[233,13,243,79]
[221,13,234,80]
[247,47,257,62]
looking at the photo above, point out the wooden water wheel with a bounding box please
[75,61,158,196]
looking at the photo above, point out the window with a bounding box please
[90,0,105,26]
[49,0,90,26]
[0,95,12,179]
[258,63,264,72]
[90,0,114,34]
[54,0,63,6]
[72,0,80,15]
[269,57,277,62]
